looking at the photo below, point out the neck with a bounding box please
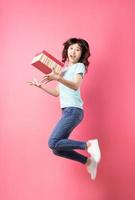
[67,61,77,66]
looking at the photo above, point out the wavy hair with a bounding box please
[62,38,91,72]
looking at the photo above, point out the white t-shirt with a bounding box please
[58,62,86,109]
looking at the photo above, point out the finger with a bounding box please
[41,75,48,79]
[41,76,48,82]
[40,78,48,83]
[33,77,38,83]
[32,81,36,85]
[58,66,62,73]
[52,65,56,70]
[33,78,39,85]
[54,65,61,74]
[44,79,52,84]
[52,67,56,74]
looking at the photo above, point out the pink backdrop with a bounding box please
[1,0,135,200]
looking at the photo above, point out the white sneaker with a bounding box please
[87,139,101,163]
[87,157,98,180]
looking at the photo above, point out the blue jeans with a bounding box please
[48,107,87,164]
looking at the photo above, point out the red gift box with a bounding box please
[31,50,64,74]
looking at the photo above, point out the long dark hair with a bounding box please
[62,38,91,72]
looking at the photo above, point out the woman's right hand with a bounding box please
[27,77,41,87]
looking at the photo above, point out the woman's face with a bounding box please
[67,43,82,64]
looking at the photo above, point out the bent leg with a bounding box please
[53,149,87,164]
[48,107,86,151]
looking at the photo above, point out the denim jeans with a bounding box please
[48,107,87,164]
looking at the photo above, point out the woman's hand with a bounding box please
[27,77,41,87]
[41,73,60,84]
[41,65,61,84]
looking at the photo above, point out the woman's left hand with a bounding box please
[41,66,61,84]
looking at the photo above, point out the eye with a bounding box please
[76,48,81,52]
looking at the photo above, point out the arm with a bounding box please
[27,78,59,97]
[58,74,83,90]
[40,84,59,97]
[42,73,83,91]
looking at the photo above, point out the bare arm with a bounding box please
[27,78,59,97]
[42,73,83,90]
[40,84,59,97]
[58,74,83,90]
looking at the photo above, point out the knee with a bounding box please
[52,150,61,156]
[48,138,57,150]
[48,139,60,156]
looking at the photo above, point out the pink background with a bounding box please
[1,0,135,200]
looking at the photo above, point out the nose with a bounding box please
[72,49,76,55]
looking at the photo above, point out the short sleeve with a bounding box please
[75,63,86,77]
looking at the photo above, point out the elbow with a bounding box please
[73,86,79,91]
[55,93,59,97]
[73,83,79,91]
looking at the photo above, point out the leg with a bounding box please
[48,107,87,163]
[48,107,87,150]
[53,149,87,164]
[48,107,101,179]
